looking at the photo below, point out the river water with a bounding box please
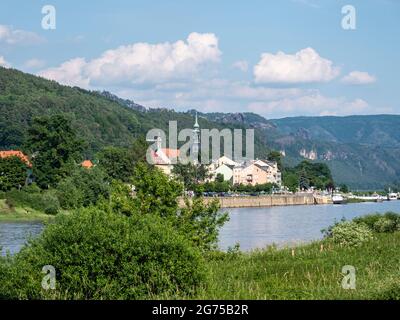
[1,201,400,255]
[0,222,43,256]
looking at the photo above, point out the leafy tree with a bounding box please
[25,115,84,188]
[172,162,209,191]
[56,166,110,209]
[0,156,27,191]
[132,162,183,218]
[267,150,283,171]
[294,161,334,190]
[215,173,224,183]
[114,162,228,251]
[130,136,149,163]
[299,168,310,190]
[339,184,349,193]
[97,146,136,182]
[179,197,229,251]
[282,169,299,193]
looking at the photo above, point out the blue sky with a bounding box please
[0,0,399,118]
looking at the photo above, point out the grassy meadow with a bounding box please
[0,199,55,222]
[191,232,400,300]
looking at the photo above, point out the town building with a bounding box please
[81,160,94,169]
[149,114,199,175]
[148,134,180,176]
[0,150,32,167]
[209,156,281,186]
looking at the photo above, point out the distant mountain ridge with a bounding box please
[1,66,400,189]
[272,115,400,148]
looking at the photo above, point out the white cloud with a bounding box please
[0,25,44,45]
[114,80,310,116]
[341,71,376,84]
[0,56,10,68]
[24,58,46,69]
[39,32,221,87]
[247,94,378,118]
[38,58,90,88]
[232,60,248,72]
[254,47,340,84]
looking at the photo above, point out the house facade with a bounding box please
[210,156,282,186]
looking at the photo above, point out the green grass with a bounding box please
[0,199,55,222]
[189,233,400,300]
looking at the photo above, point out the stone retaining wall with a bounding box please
[179,194,326,208]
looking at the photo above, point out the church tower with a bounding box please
[192,112,200,164]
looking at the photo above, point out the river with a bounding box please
[1,201,400,255]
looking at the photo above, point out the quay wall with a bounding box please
[179,194,331,208]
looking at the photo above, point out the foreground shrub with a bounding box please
[329,221,373,247]
[1,208,207,299]
[353,212,400,233]
[373,218,397,233]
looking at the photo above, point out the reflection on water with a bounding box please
[0,222,44,256]
[1,201,400,255]
[218,201,400,251]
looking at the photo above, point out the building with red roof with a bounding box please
[0,150,32,167]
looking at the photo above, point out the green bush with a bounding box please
[2,208,207,299]
[353,212,400,233]
[329,221,374,247]
[373,218,397,233]
[56,167,110,209]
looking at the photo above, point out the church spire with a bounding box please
[192,112,200,164]
[194,111,199,129]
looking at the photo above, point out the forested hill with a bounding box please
[0,67,268,157]
[1,66,400,189]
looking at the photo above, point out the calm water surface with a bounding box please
[218,201,400,251]
[1,201,400,255]
[0,222,44,256]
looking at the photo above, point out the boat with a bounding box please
[387,193,398,201]
[332,194,346,204]
[372,193,384,202]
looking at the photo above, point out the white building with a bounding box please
[209,156,282,186]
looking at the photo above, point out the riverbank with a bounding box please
[192,232,400,299]
[0,199,54,222]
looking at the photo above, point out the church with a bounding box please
[149,113,200,176]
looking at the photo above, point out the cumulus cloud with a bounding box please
[0,56,10,67]
[232,60,248,72]
[39,32,221,87]
[341,71,376,84]
[38,58,90,88]
[0,25,44,45]
[254,47,340,84]
[247,93,376,118]
[24,58,46,69]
